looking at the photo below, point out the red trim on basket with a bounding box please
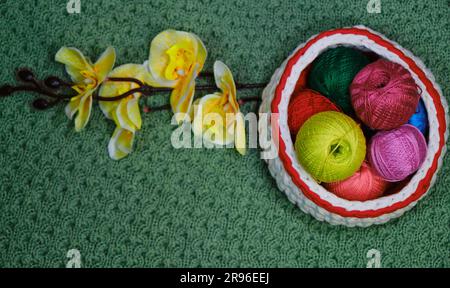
[272,27,446,218]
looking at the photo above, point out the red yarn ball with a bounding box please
[288,89,339,136]
[350,59,420,130]
[324,162,389,201]
[293,65,312,92]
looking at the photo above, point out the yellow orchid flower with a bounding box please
[147,30,207,122]
[55,46,116,131]
[192,61,246,155]
[98,64,156,160]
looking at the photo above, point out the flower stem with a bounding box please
[0,68,267,110]
[144,96,261,113]
[198,71,215,78]
[94,78,266,102]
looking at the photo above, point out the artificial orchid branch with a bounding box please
[0,67,266,111]
[0,29,263,159]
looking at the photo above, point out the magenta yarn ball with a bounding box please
[350,59,420,130]
[368,124,427,182]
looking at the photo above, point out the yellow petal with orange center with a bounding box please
[55,47,93,84]
[192,93,234,146]
[165,44,194,80]
[148,30,206,88]
[116,129,134,154]
[93,47,116,83]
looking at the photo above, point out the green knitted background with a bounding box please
[0,0,448,268]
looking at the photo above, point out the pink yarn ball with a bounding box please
[350,59,420,130]
[369,124,427,182]
[324,162,389,201]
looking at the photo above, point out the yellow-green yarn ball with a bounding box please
[295,111,366,183]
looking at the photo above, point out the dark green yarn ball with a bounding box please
[307,47,370,114]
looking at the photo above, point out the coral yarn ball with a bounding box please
[351,59,420,130]
[288,89,340,136]
[324,162,389,201]
[369,124,427,182]
[295,111,366,183]
[308,47,370,114]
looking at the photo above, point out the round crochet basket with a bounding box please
[259,25,448,227]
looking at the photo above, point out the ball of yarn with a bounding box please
[408,98,428,135]
[288,89,339,136]
[369,124,427,182]
[324,162,389,201]
[294,65,312,91]
[295,111,366,183]
[308,47,370,114]
[351,59,420,130]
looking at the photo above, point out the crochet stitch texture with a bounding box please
[0,0,448,267]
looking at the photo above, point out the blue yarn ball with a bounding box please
[408,99,428,135]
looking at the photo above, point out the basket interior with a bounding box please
[277,33,441,212]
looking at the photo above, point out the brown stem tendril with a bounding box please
[144,96,261,113]
[0,68,267,111]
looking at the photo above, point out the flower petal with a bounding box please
[214,60,238,112]
[55,47,92,83]
[148,30,198,87]
[127,97,142,130]
[116,128,135,154]
[98,100,117,120]
[192,93,221,138]
[99,64,147,119]
[192,93,234,146]
[115,98,136,132]
[108,127,134,160]
[170,63,199,123]
[65,95,82,120]
[141,61,165,87]
[192,33,207,70]
[74,90,93,132]
[234,112,247,155]
[94,46,116,83]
